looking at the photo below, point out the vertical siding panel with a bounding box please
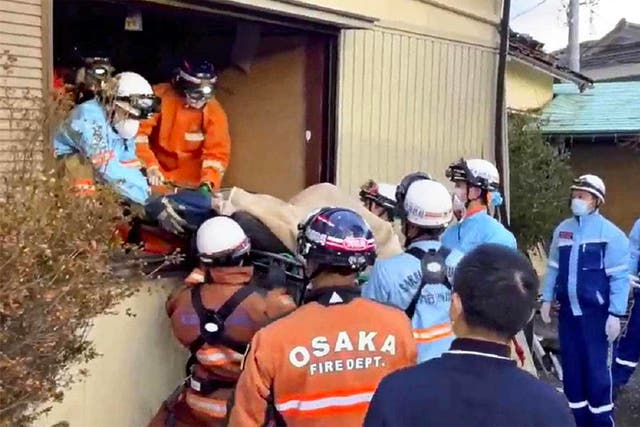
[413,38,425,171]
[337,29,497,193]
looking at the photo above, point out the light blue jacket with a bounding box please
[362,240,464,362]
[629,219,640,277]
[542,211,629,316]
[441,210,517,254]
[53,99,150,205]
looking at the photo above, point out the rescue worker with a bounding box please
[359,180,398,222]
[53,71,158,204]
[365,244,575,427]
[362,177,463,362]
[148,216,298,427]
[228,207,417,427]
[73,55,115,104]
[540,174,629,427]
[442,158,516,253]
[613,217,640,392]
[136,59,231,192]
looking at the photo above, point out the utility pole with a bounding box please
[568,0,580,71]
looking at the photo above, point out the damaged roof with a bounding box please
[539,82,640,135]
[509,30,594,90]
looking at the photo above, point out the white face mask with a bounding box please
[113,118,140,139]
[571,198,592,217]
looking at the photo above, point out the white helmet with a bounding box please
[196,216,251,265]
[571,174,606,203]
[446,158,500,191]
[112,72,159,120]
[377,183,397,203]
[403,179,453,228]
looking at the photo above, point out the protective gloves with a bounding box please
[199,182,213,195]
[157,197,188,235]
[605,315,621,342]
[147,166,165,186]
[540,301,552,324]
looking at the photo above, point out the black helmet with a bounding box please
[297,207,376,272]
[172,59,217,105]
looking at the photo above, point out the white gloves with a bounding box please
[540,301,552,324]
[605,315,621,342]
[157,197,188,235]
[630,274,640,288]
[147,166,165,186]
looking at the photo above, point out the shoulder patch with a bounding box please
[559,231,573,240]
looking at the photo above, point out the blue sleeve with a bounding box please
[363,378,393,427]
[485,224,517,249]
[542,226,560,302]
[629,219,640,276]
[70,118,150,205]
[361,262,391,304]
[605,227,630,316]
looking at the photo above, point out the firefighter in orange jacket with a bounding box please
[136,60,231,192]
[147,216,297,427]
[228,207,417,427]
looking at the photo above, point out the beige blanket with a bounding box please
[213,183,403,259]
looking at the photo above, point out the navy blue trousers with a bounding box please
[613,289,640,387]
[559,309,614,427]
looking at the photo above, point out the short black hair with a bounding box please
[453,244,538,339]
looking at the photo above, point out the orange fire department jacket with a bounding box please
[163,266,297,425]
[136,83,231,189]
[227,287,417,427]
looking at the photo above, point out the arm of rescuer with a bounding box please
[541,226,561,304]
[200,99,231,190]
[628,219,640,283]
[135,85,163,171]
[605,226,630,316]
[227,330,274,427]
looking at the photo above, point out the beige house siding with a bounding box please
[0,0,46,169]
[336,28,498,193]
[505,59,553,112]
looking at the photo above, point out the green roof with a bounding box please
[539,82,640,135]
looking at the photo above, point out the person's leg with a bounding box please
[613,290,640,387]
[559,311,590,426]
[584,310,614,427]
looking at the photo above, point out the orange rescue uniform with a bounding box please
[148,266,297,427]
[136,83,231,189]
[228,287,417,427]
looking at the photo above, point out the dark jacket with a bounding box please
[364,338,576,427]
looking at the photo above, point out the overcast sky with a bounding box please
[511,0,640,52]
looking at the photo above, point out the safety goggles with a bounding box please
[179,70,217,101]
[115,94,161,120]
[198,238,251,267]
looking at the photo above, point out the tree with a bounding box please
[508,113,574,253]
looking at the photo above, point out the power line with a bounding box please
[512,0,548,20]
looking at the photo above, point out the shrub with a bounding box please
[508,113,574,253]
[0,52,143,426]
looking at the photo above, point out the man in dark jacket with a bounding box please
[364,243,576,427]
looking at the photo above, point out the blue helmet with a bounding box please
[297,207,376,272]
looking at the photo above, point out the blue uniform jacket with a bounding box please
[362,240,464,362]
[442,210,517,254]
[542,211,629,316]
[629,219,640,277]
[53,99,151,205]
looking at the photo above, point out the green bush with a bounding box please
[508,113,574,253]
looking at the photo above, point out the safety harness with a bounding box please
[405,246,452,319]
